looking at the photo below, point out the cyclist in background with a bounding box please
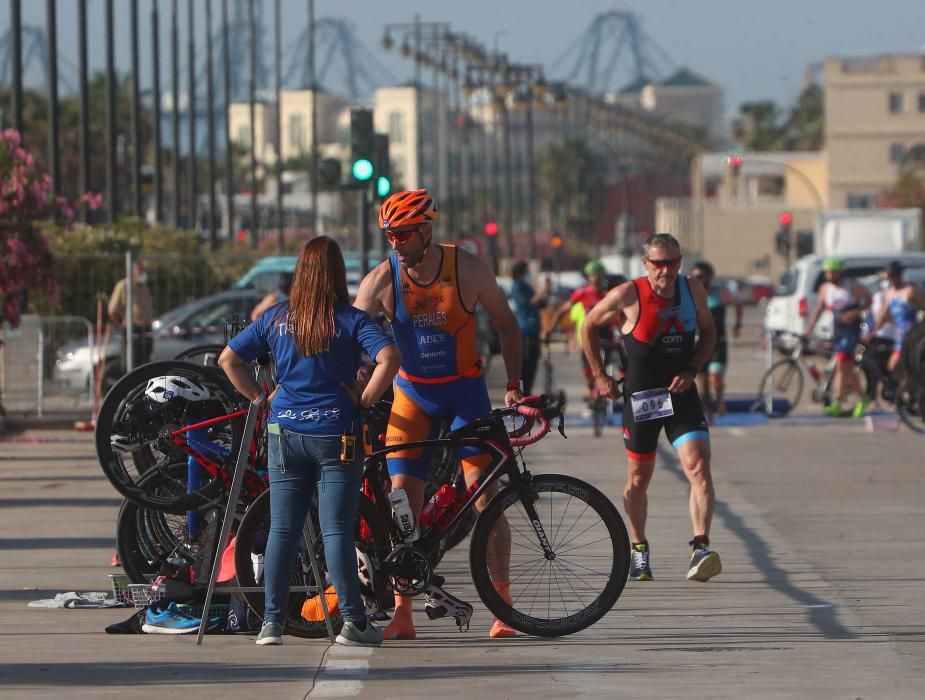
[804,257,872,417]
[542,260,610,404]
[354,189,523,640]
[510,261,551,396]
[868,261,925,379]
[690,261,743,423]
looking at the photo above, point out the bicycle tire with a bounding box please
[95,360,245,513]
[233,489,391,639]
[174,344,226,367]
[468,474,630,637]
[896,379,925,434]
[756,359,803,416]
[116,469,223,585]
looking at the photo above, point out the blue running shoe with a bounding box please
[142,602,219,635]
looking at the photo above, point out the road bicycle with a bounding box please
[233,393,631,638]
[756,333,876,417]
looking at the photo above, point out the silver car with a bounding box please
[54,289,261,391]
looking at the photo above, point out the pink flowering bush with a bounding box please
[0,129,97,329]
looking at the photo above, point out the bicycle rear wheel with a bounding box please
[95,361,245,513]
[233,489,391,639]
[174,344,226,367]
[756,359,803,416]
[116,469,222,585]
[896,380,925,434]
[469,474,629,637]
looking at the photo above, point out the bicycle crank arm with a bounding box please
[423,583,473,632]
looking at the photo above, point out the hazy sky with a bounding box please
[6,0,925,119]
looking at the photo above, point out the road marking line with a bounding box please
[728,427,747,437]
[310,650,371,698]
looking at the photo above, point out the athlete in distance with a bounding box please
[580,233,722,583]
[354,188,524,639]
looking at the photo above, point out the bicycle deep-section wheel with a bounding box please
[468,473,630,637]
[233,488,392,638]
[95,360,246,513]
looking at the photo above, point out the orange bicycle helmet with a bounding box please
[378,189,439,230]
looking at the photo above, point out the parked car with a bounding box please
[54,289,261,392]
[763,252,925,348]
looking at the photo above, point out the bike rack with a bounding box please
[196,365,337,645]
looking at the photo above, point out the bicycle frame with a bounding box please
[363,412,553,565]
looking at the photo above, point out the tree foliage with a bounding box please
[733,83,824,152]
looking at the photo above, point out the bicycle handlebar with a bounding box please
[505,393,567,447]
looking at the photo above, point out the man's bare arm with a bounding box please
[353,261,392,320]
[582,282,634,380]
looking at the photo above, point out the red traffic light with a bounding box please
[484,220,499,237]
[727,154,743,169]
[778,211,793,227]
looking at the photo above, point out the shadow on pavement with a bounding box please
[0,498,122,508]
[0,537,115,550]
[0,663,313,687]
[657,444,856,641]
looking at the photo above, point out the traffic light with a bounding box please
[727,153,743,177]
[374,134,391,198]
[484,220,499,237]
[350,108,375,182]
[318,158,342,190]
[775,211,793,257]
[550,235,563,249]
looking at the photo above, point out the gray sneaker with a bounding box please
[256,621,284,645]
[687,547,722,582]
[335,619,384,647]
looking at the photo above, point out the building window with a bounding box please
[388,111,404,144]
[288,114,306,153]
[237,124,251,148]
[889,92,904,113]
[846,193,876,209]
[919,92,925,112]
[890,143,906,164]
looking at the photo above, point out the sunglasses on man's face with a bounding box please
[645,256,681,269]
[385,227,419,244]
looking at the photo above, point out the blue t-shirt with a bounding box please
[512,278,541,337]
[228,301,393,435]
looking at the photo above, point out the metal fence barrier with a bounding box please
[1,315,94,418]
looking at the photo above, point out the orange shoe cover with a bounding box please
[383,600,416,640]
[490,581,516,638]
[383,616,416,640]
[301,585,339,622]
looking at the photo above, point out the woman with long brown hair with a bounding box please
[219,236,399,647]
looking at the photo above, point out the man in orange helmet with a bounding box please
[354,188,523,639]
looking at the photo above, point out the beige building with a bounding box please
[279,89,349,162]
[228,89,349,166]
[824,52,925,208]
[609,68,725,143]
[373,85,447,195]
[659,151,828,279]
[228,101,278,167]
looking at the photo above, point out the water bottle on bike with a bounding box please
[419,484,458,533]
[388,488,419,542]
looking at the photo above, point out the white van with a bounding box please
[764,252,925,344]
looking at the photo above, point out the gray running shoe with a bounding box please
[256,621,284,645]
[335,619,384,647]
[629,543,653,581]
[687,547,722,582]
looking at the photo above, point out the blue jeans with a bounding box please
[264,428,364,625]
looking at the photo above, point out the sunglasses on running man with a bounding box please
[645,256,682,269]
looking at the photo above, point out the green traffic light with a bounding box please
[377,176,391,198]
[352,158,374,181]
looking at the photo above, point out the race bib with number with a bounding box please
[630,388,674,422]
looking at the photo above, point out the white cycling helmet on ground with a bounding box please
[144,376,211,404]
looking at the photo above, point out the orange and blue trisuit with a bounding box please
[385,244,492,479]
